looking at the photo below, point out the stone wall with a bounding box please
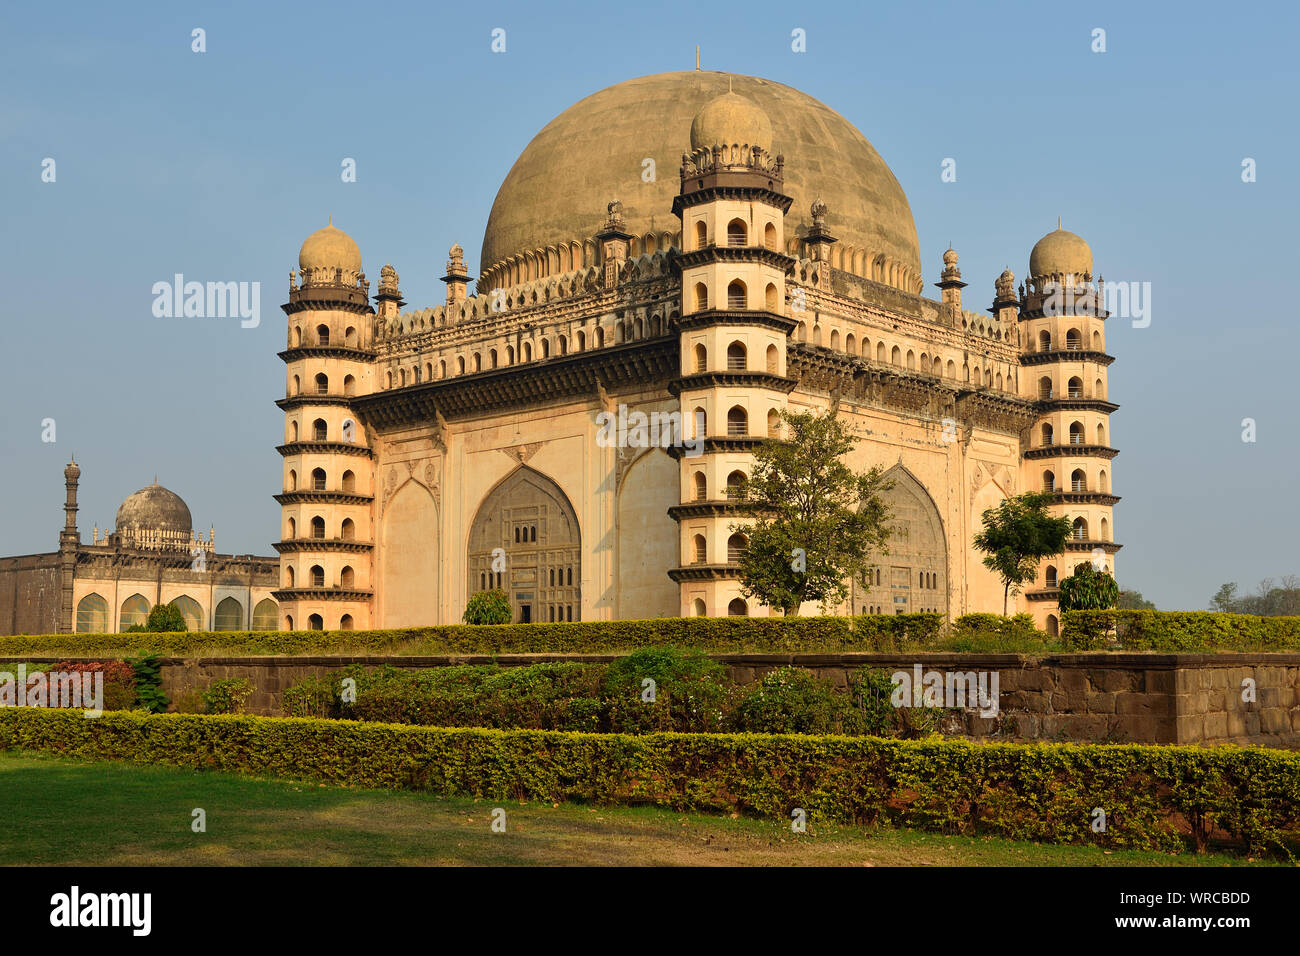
[6,652,1298,748]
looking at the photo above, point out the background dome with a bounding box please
[115,482,192,537]
[1029,226,1092,278]
[299,222,362,273]
[481,71,921,291]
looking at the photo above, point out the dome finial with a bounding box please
[329,212,333,226]
[695,45,699,70]
[1057,215,1062,230]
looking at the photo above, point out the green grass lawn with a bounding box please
[0,750,1277,866]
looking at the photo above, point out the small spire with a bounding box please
[329,213,333,226]
[1057,215,1062,230]
[695,45,699,70]
[153,474,157,484]
[728,75,733,93]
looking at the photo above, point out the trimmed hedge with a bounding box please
[2,708,1297,854]
[0,614,944,657]
[1063,610,1300,652]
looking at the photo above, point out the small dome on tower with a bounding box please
[64,459,80,481]
[689,89,773,152]
[1029,225,1092,278]
[299,220,362,273]
[115,481,193,539]
[942,247,959,267]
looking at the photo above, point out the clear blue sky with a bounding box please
[2,0,1296,611]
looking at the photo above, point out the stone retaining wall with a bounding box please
[6,653,1298,748]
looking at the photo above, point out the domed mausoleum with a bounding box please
[273,70,1120,635]
[0,464,280,635]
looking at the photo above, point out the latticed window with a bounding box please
[214,597,243,631]
[726,220,746,246]
[727,533,748,563]
[727,406,747,436]
[727,342,746,370]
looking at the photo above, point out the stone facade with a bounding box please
[274,71,1120,633]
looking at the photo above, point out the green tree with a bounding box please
[1117,589,1157,610]
[144,603,187,632]
[1058,563,1120,611]
[463,588,512,625]
[972,492,1072,616]
[1209,582,1240,613]
[731,409,893,616]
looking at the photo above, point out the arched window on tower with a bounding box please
[341,518,355,541]
[312,419,327,441]
[694,283,708,311]
[311,467,326,491]
[1039,330,1052,351]
[726,471,748,500]
[310,565,325,587]
[727,341,746,370]
[727,533,748,563]
[694,343,707,372]
[764,222,777,249]
[765,283,778,312]
[1038,376,1053,400]
[1072,517,1088,540]
[1042,423,1054,446]
[692,534,707,565]
[727,598,748,617]
[693,472,707,501]
[1045,565,1058,588]
[1069,421,1085,445]
[727,405,748,436]
[343,374,355,396]
[766,344,778,373]
[1066,328,1081,350]
[726,219,746,246]
[1068,376,1083,399]
[1071,469,1087,492]
[341,470,355,493]
[1043,470,1055,492]
[694,220,708,250]
[315,373,328,394]
[727,280,746,309]
[316,324,330,346]
[311,516,325,539]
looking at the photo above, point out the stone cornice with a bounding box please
[352,339,679,431]
[275,395,358,411]
[671,309,797,334]
[1023,444,1119,461]
[1047,491,1122,506]
[1064,540,1123,554]
[271,588,374,602]
[667,500,745,520]
[278,346,377,364]
[273,491,374,506]
[664,436,768,460]
[668,371,797,396]
[273,539,374,554]
[673,246,796,272]
[1019,349,1114,367]
[277,442,374,459]
[283,286,373,316]
[667,564,742,582]
[1038,398,1120,414]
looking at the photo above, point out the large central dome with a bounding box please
[480,71,921,293]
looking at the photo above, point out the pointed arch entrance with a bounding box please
[856,465,948,616]
[467,466,581,623]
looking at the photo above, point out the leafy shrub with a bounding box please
[145,604,187,632]
[731,667,848,735]
[1062,610,1300,652]
[202,679,253,715]
[282,675,338,719]
[602,648,735,734]
[0,614,944,658]
[462,589,512,625]
[124,654,168,713]
[5,708,1299,856]
[1058,565,1120,612]
[939,613,1054,653]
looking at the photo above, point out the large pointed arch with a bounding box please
[856,464,949,616]
[381,479,440,627]
[467,466,581,623]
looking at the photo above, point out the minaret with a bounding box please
[276,221,377,631]
[1017,224,1119,634]
[440,244,470,306]
[57,458,81,632]
[667,87,796,617]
